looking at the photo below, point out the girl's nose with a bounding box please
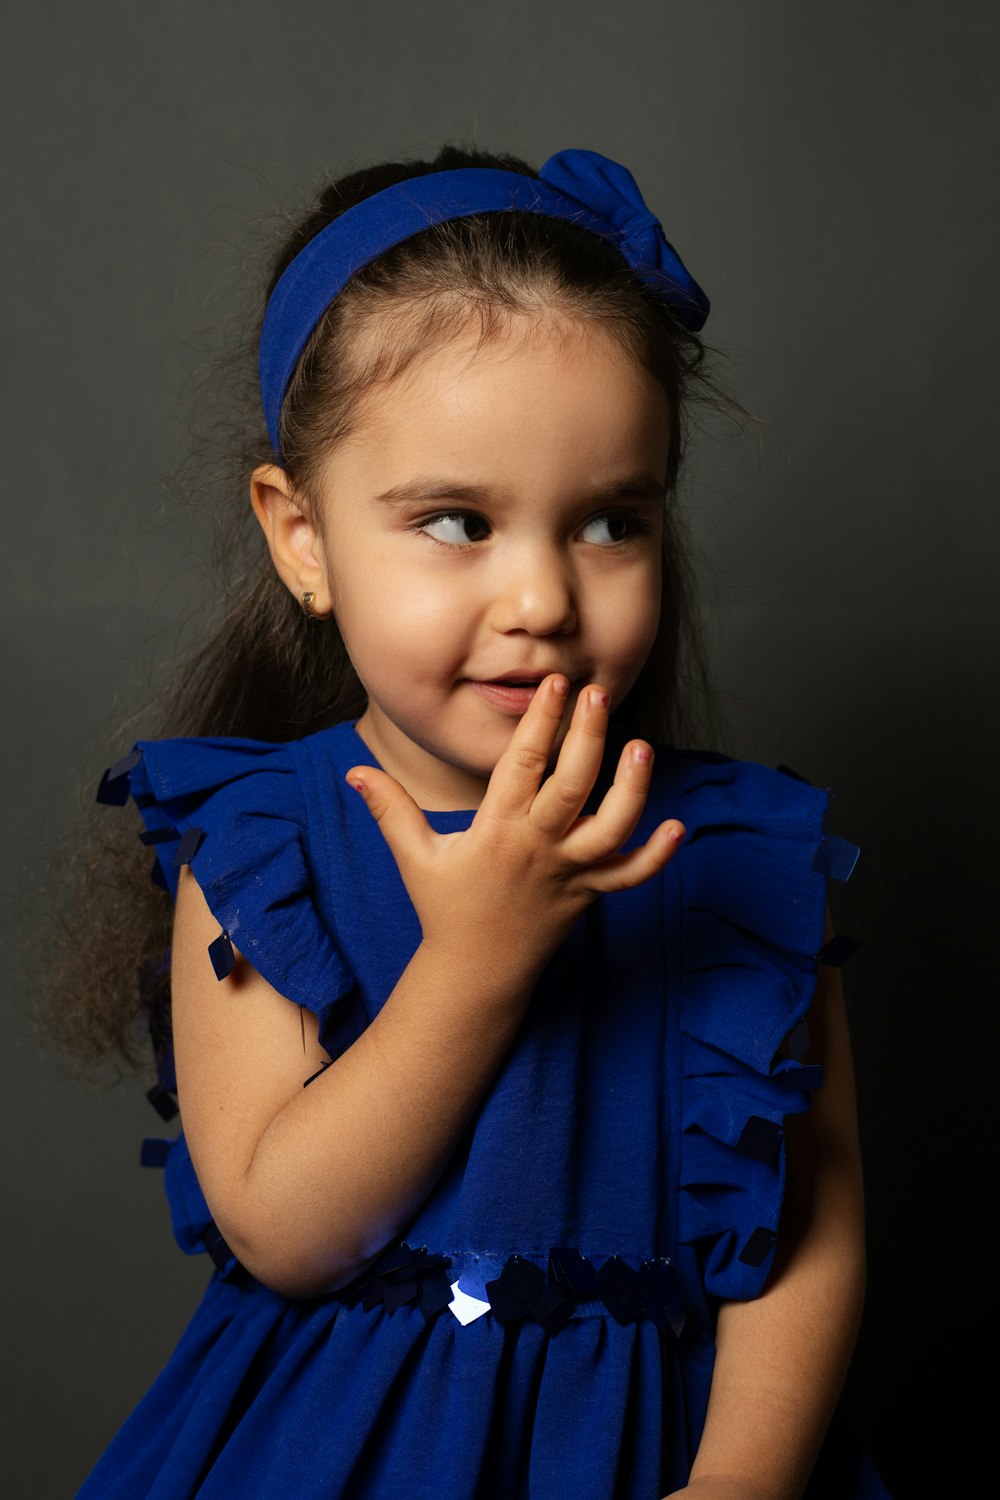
[491,545,578,636]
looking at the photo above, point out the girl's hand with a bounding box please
[347,674,685,985]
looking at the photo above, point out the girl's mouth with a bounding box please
[466,679,544,713]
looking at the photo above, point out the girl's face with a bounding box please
[314,315,670,810]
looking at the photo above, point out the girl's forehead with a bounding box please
[311,329,670,524]
[339,313,663,450]
[364,306,637,395]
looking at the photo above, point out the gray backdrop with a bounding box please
[3,2,996,1495]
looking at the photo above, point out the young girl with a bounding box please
[66,144,887,1499]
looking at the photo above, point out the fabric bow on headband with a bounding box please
[536,150,709,328]
[259,147,710,458]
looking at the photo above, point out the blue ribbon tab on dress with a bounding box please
[95,748,142,805]
[200,1221,236,1272]
[783,1019,811,1061]
[737,1116,783,1165]
[140,1137,172,1168]
[146,1083,179,1121]
[208,930,236,981]
[775,762,813,785]
[812,835,860,882]
[174,827,205,867]
[303,1060,332,1089]
[140,827,180,846]
[738,1226,777,1267]
[817,933,862,966]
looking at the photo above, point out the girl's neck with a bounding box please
[353,709,489,812]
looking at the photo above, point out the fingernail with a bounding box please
[551,675,569,696]
[351,778,365,794]
[588,688,609,707]
[631,744,651,765]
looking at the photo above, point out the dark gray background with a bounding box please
[3,2,996,1495]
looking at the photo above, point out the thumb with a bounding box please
[345,765,435,867]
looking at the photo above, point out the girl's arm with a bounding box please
[170,678,685,1299]
[665,909,866,1500]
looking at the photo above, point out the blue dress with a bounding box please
[79,719,887,1499]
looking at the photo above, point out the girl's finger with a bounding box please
[477,674,570,820]
[560,738,658,864]
[530,684,612,838]
[581,819,686,896]
[345,766,436,874]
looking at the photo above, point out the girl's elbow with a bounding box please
[216,1206,390,1301]
[224,1231,363,1300]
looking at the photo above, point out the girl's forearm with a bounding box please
[682,1200,865,1500]
[220,937,537,1297]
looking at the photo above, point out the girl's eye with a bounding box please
[580,512,643,546]
[419,511,491,546]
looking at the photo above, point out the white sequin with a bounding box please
[447,1280,491,1325]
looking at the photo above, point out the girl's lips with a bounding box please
[467,679,544,713]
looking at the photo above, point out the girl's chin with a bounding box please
[360,701,565,806]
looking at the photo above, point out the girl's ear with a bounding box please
[250,465,333,615]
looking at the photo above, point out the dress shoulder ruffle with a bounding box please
[668,749,856,1302]
[98,734,356,1045]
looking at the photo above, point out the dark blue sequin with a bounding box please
[596,1256,645,1324]
[338,1243,455,1325]
[547,1245,599,1300]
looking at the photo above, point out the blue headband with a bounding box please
[259,147,710,458]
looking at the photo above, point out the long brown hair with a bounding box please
[35,143,744,1076]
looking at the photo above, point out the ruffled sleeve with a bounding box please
[672,750,859,1303]
[98,735,357,1052]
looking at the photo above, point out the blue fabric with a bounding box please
[79,720,887,1499]
[259,147,710,455]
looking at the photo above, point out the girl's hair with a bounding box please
[36,143,742,1075]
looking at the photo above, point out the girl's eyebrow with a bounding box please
[372,473,668,507]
